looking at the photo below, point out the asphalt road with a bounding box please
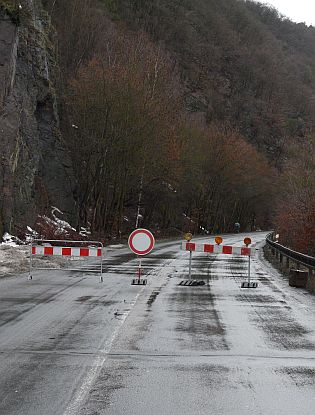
[0,232,314,415]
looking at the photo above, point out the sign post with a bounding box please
[128,228,155,285]
[184,233,193,280]
[188,251,192,280]
[248,254,251,285]
[241,237,258,288]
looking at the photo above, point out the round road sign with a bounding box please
[128,228,155,256]
[184,232,193,241]
[244,237,252,247]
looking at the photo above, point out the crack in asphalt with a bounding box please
[0,348,314,361]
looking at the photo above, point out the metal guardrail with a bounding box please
[266,233,315,270]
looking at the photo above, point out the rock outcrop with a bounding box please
[0,0,76,236]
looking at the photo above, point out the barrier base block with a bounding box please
[179,280,206,286]
[131,279,147,285]
[241,281,258,288]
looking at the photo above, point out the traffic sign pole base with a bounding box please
[179,280,205,286]
[241,281,258,288]
[131,279,147,285]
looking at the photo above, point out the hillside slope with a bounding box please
[0,0,76,236]
[107,0,315,162]
[1,0,314,254]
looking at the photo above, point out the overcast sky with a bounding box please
[262,1,315,26]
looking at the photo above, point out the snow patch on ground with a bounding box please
[0,244,69,278]
[2,232,23,247]
[0,245,29,276]
[26,226,39,242]
[0,206,95,278]
[51,206,76,233]
[79,227,91,237]
[107,244,125,249]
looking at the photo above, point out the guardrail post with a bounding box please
[279,253,283,264]
[286,256,290,269]
[289,269,308,288]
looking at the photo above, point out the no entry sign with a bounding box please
[128,228,155,256]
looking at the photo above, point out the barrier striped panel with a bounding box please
[31,246,102,257]
[181,242,251,256]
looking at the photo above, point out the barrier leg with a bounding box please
[131,257,147,285]
[248,255,251,285]
[28,242,33,280]
[241,254,257,288]
[138,258,142,282]
[188,251,192,280]
[99,253,103,283]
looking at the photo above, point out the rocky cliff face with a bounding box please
[0,0,75,236]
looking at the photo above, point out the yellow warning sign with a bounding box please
[184,233,193,241]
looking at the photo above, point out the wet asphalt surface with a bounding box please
[0,232,314,414]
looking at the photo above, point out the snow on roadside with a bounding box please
[0,244,69,278]
[0,206,93,278]
[51,206,76,233]
[107,244,125,249]
[2,232,23,246]
[0,245,29,277]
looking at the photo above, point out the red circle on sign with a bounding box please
[244,237,252,246]
[128,229,155,256]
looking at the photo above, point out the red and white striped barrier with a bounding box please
[31,246,102,257]
[181,242,251,256]
[29,239,104,282]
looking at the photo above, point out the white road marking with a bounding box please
[63,288,145,415]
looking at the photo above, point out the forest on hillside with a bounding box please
[34,0,315,254]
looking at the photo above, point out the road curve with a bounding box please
[0,232,314,415]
